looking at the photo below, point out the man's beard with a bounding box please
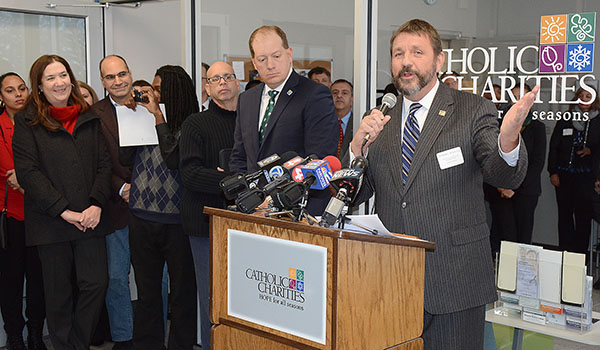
[393,61,437,97]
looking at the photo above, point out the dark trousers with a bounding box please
[129,214,197,350]
[37,236,108,350]
[423,305,485,350]
[555,172,594,253]
[189,236,210,349]
[489,192,539,251]
[0,217,45,337]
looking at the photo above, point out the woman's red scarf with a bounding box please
[49,104,81,134]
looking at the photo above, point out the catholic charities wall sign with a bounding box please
[227,229,327,345]
[442,12,597,121]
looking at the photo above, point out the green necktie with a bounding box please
[259,90,279,143]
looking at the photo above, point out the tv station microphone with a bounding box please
[362,92,397,146]
[295,155,342,190]
[220,151,297,200]
[320,156,368,227]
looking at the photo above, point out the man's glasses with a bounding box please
[207,74,236,84]
[102,71,129,82]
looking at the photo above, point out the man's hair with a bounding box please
[99,55,129,77]
[132,79,152,88]
[331,79,353,92]
[390,19,442,56]
[439,71,460,80]
[154,65,199,134]
[308,66,331,80]
[248,25,289,58]
[201,62,210,72]
[245,79,262,91]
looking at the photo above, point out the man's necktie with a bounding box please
[259,90,279,143]
[337,119,344,158]
[401,103,422,184]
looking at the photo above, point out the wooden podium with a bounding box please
[205,207,435,350]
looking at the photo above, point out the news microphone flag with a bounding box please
[299,159,333,190]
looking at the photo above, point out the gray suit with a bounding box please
[356,83,527,346]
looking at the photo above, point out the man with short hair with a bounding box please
[350,19,536,349]
[179,61,240,350]
[308,66,332,88]
[91,54,134,350]
[330,79,353,161]
[229,25,338,215]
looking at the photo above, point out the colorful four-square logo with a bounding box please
[539,13,595,73]
[288,267,305,291]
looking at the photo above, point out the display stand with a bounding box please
[205,207,435,350]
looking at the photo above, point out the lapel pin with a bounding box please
[287,89,293,96]
[439,110,446,117]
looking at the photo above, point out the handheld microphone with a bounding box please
[362,93,397,147]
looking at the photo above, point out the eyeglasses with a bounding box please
[102,71,129,82]
[207,74,236,84]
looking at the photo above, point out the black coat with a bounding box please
[548,115,600,176]
[13,105,112,246]
[517,120,547,196]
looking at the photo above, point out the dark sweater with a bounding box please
[179,100,236,237]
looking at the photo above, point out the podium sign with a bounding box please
[227,229,327,344]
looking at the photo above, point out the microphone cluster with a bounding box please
[219,152,342,216]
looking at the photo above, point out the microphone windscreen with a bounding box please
[381,93,397,109]
[324,155,342,173]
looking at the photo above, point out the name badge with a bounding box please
[436,147,464,170]
[563,128,573,136]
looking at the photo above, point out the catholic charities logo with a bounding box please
[539,13,595,73]
[245,266,306,311]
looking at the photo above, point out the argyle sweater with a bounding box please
[129,142,182,224]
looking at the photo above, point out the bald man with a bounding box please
[179,61,240,350]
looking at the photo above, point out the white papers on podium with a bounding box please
[562,252,586,304]
[516,244,541,298]
[341,214,392,236]
[539,249,562,304]
[497,241,519,291]
[116,104,166,146]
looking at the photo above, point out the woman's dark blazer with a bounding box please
[12,105,112,246]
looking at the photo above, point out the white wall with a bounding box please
[106,0,185,89]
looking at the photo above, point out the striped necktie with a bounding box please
[259,90,279,143]
[337,119,344,157]
[401,102,422,184]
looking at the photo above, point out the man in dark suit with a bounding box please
[330,79,353,162]
[350,19,536,349]
[229,25,338,215]
[90,54,134,350]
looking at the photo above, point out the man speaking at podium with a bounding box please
[350,19,537,349]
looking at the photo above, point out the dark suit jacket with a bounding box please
[339,113,353,165]
[92,97,132,230]
[356,83,528,314]
[229,70,339,215]
[515,119,546,195]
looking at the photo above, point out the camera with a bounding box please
[133,89,149,104]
